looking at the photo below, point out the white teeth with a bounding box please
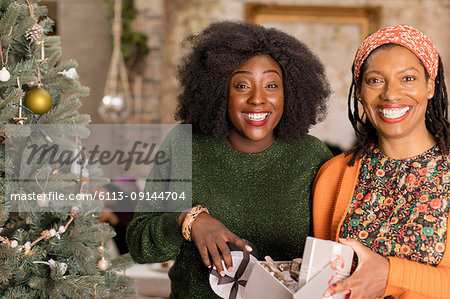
[243,112,270,121]
[378,107,410,119]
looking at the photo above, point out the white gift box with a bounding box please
[244,237,354,299]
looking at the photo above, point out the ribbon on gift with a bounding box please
[328,255,345,286]
[210,251,250,299]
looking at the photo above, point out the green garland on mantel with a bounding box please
[103,0,150,72]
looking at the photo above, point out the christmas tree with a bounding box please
[0,0,134,297]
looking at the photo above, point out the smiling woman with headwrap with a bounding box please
[313,25,450,299]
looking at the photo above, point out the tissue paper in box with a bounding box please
[244,237,354,299]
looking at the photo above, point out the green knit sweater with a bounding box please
[126,125,332,299]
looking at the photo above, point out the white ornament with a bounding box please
[58,68,79,80]
[81,166,89,178]
[71,206,79,213]
[71,152,82,174]
[37,192,49,207]
[97,256,109,271]
[49,229,56,237]
[24,242,31,250]
[58,226,66,234]
[56,225,66,239]
[58,262,68,275]
[0,67,10,82]
[10,240,18,248]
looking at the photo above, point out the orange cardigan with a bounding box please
[313,153,450,299]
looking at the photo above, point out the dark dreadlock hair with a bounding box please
[175,21,331,141]
[346,44,449,166]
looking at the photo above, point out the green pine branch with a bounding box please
[0,1,134,297]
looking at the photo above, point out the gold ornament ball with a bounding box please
[97,256,109,271]
[25,86,52,114]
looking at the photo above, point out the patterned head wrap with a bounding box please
[353,25,439,81]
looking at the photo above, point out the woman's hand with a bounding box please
[324,238,389,299]
[189,212,252,276]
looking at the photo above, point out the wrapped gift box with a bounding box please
[209,244,259,299]
[244,237,354,299]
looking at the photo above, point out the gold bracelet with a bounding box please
[182,205,209,241]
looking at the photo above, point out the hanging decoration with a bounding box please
[13,77,28,124]
[70,146,83,175]
[25,85,52,114]
[0,27,12,82]
[78,158,90,194]
[33,259,68,276]
[0,67,10,82]
[24,0,43,43]
[25,23,44,43]
[97,243,109,271]
[0,207,79,251]
[70,125,91,194]
[23,1,52,115]
[103,0,149,70]
[25,64,52,114]
[34,168,50,208]
[98,0,131,123]
[58,68,79,80]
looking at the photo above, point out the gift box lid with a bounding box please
[298,237,354,288]
[209,250,259,299]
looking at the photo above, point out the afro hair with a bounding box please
[175,21,331,141]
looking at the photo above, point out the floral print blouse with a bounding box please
[340,145,450,265]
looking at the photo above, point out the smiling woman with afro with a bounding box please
[175,21,331,140]
[127,21,333,299]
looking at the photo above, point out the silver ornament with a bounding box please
[48,259,68,276]
[98,94,128,123]
[33,259,68,276]
[58,68,79,80]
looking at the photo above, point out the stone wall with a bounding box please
[132,0,164,123]
[58,0,111,124]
